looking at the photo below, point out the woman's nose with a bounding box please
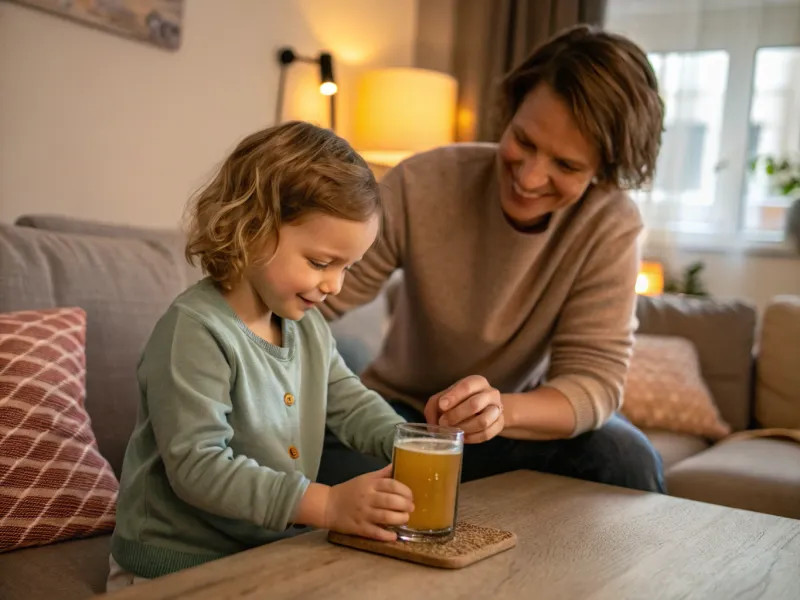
[516,156,549,191]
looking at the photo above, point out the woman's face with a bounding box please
[497,83,601,228]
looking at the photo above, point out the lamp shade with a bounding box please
[354,68,457,166]
[636,261,665,296]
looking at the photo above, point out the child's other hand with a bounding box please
[325,465,413,542]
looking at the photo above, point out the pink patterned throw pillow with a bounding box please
[622,334,731,440]
[0,308,118,552]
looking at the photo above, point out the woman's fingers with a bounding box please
[453,402,503,434]
[440,389,499,427]
[463,406,505,444]
[435,375,491,412]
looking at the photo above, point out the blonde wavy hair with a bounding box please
[184,121,380,289]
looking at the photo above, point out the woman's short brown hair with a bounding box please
[498,25,663,190]
[184,121,380,289]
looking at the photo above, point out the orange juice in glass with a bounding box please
[391,423,464,542]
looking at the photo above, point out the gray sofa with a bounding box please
[0,215,798,600]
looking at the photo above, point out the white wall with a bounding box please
[607,1,800,313]
[0,0,416,229]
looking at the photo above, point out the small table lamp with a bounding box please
[354,68,457,167]
[636,261,665,296]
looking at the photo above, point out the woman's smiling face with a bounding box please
[497,82,601,228]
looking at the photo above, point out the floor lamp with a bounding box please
[275,47,337,131]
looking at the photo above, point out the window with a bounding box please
[607,0,800,249]
[632,51,729,236]
[743,47,800,242]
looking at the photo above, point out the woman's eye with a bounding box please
[558,161,578,173]
[309,260,328,270]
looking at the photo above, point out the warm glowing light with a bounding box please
[319,81,338,96]
[354,68,457,167]
[636,261,664,295]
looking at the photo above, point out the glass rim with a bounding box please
[395,422,464,440]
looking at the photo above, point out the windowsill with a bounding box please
[644,231,799,258]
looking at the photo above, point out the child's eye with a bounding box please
[309,260,328,270]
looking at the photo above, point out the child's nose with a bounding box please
[319,270,345,296]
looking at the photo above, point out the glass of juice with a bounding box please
[391,423,464,542]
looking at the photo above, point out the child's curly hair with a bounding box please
[184,121,380,289]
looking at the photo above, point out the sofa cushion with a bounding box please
[0,534,110,600]
[0,307,117,552]
[0,224,189,476]
[622,335,731,440]
[666,438,800,519]
[642,429,710,470]
[635,294,757,431]
[15,214,202,285]
[756,296,800,429]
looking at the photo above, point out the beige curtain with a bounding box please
[453,0,607,142]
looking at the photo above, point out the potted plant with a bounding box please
[750,155,800,253]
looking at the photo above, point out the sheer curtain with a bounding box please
[605,0,800,254]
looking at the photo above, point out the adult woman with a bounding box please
[320,25,665,492]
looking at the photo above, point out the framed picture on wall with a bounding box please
[10,0,185,50]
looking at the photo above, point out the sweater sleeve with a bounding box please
[541,222,642,437]
[325,338,406,461]
[142,310,310,531]
[319,164,407,322]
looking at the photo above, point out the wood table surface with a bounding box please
[99,471,800,600]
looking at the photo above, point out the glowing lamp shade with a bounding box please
[355,68,457,167]
[636,261,664,296]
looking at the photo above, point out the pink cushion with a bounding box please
[622,334,731,441]
[0,308,118,552]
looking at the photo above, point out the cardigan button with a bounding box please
[284,393,295,407]
[288,446,300,460]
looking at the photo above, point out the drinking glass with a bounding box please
[391,423,464,542]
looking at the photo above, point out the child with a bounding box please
[107,122,415,590]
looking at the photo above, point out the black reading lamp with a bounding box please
[275,47,337,131]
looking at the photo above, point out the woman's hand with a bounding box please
[424,375,505,444]
[324,465,414,542]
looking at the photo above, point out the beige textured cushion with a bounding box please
[756,296,800,429]
[622,335,731,441]
[635,294,756,431]
[641,429,710,470]
[667,438,800,520]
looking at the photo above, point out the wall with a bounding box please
[0,0,416,229]
[606,1,800,313]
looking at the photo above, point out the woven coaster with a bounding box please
[327,522,517,569]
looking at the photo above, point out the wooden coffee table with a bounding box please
[99,471,800,599]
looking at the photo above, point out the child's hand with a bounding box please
[325,465,414,541]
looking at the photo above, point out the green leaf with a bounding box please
[782,178,800,196]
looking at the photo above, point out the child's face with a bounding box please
[245,212,380,321]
